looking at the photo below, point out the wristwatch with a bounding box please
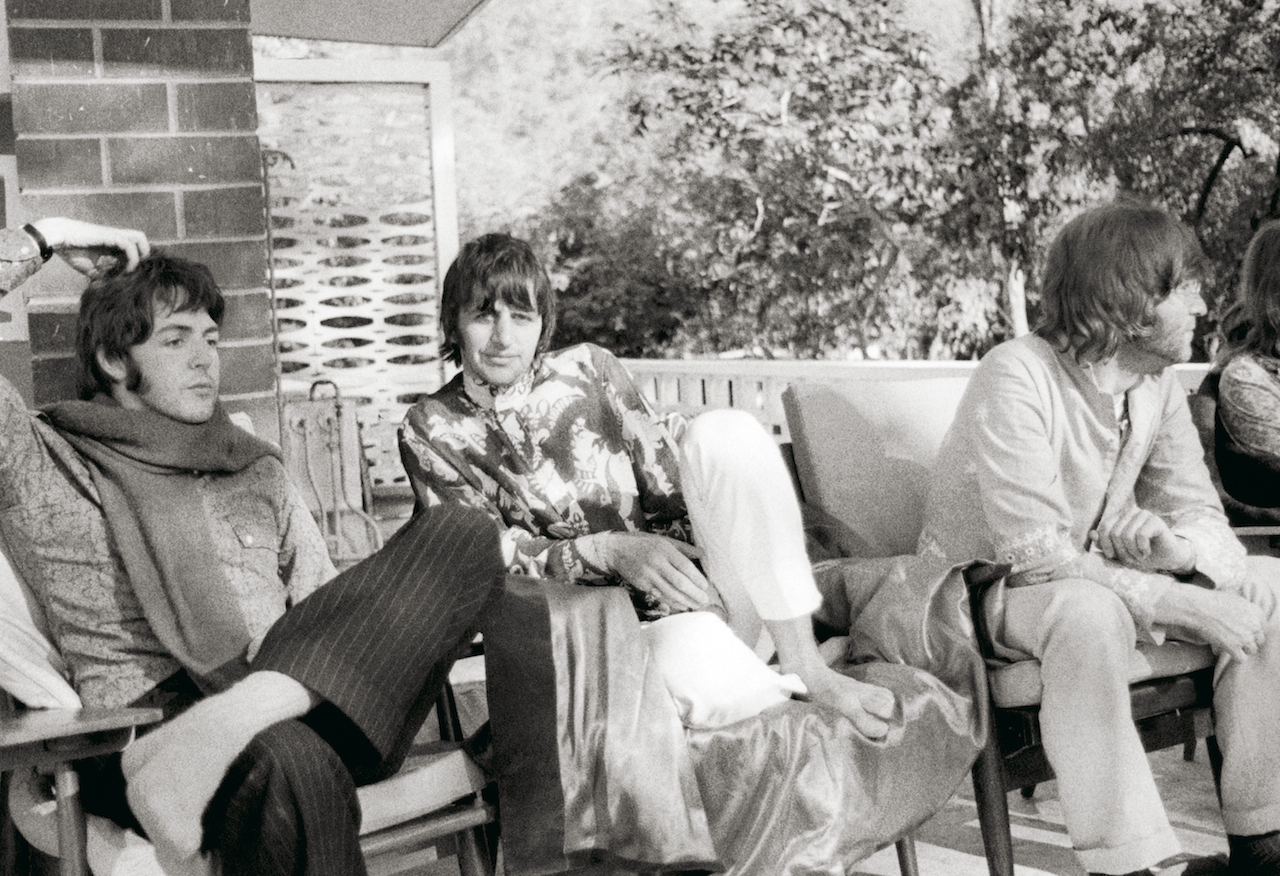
[21,223,53,262]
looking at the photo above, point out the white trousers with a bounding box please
[677,409,822,647]
[991,556,1280,874]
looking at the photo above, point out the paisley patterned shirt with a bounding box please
[919,335,1245,640]
[400,343,692,620]
[1216,352,1280,505]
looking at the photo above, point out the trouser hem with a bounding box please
[1074,826,1179,875]
[1223,801,1280,837]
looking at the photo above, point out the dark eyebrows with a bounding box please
[152,322,220,340]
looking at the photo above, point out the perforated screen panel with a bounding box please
[256,80,447,494]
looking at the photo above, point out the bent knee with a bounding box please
[685,409,767,447]
[1022,579,1136,656]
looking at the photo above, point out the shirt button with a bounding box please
[244,534,254,545]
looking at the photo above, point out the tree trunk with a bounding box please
[1008,263,1029,337]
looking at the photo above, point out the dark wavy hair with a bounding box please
[1217,220,1280,365]
[438,233,557,367]
[75,252,224,399]
[1036,202,1207,364]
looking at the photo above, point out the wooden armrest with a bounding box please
[0,706,163,771]
[1233,525,1280,538]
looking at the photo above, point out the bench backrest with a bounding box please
[783,377,970,557]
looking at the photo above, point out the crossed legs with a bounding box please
[120,502,504,875]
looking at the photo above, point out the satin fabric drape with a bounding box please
[484,554,985,876]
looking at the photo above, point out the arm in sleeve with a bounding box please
[277,476,337,605]
[593,348,691,535]
[399,408,614,580]
[1135,374,1246,589]
[1216,356,1280,470]
[0,372,46,508]
[0,228,46,294]
[969,349,1176,635]
[1214,355,1280,507]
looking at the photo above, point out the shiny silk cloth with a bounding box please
[483,553,986,876]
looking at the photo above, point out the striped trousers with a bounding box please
[203,501,504,876]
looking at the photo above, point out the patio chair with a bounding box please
[0,530,496,876]
[783,377,1220,876]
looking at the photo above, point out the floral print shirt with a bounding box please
[400,343,692,619]
[919,335,1246,641]
[1216,352,1280,505]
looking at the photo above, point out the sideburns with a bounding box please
[123,354,145,394]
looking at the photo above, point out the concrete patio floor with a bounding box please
[855,745,1229,876]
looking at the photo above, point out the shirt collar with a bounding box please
[462,364,538,412]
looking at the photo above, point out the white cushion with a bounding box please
[0,532,80,709]
[988,640,1216,709]
[783,379,969,556]
[644,610,806,729]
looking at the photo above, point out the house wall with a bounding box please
[4,0,279,439]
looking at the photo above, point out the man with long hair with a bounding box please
[921,202,1280,876]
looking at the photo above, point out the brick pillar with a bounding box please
[6,0,280,439]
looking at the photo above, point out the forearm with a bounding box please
[1151,579,1214,630]
[507,529,615,580]
[0,228,47,295]
[1168,512,1247,588]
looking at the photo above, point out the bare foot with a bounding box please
[797,666,895,740]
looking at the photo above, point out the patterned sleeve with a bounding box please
[967,348,1176,635]
[0,228,46,294]
[399,403,612,579]
[1217,354,1280,490]
[276,471,337,605]
[591,348,691,533]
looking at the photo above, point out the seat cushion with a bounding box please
[357,742,486,835]
[988,640,1216,709]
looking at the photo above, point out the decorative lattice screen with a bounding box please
[256,80,446,494]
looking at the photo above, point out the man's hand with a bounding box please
[1093,506,1194,573]
[30,218,150,274]
[601,532,712,611]
[1154,581,1266,663]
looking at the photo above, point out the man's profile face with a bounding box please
[1127,280,1206,372]
[112,298,221,424]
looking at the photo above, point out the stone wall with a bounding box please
[6,0,278,437]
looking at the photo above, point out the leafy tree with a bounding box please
[537,173,702,357]
[935,0,1280,354]
[606,0,957,358]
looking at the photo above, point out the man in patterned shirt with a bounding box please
[1,220,505,876]
[920,203,1280,876]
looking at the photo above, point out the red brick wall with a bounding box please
[6,0,279,438]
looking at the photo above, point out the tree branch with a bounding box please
[1195,139,1238,225]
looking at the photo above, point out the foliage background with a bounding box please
[441,0,1280,361]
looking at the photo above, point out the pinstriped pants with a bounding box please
[203,501,505,876]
